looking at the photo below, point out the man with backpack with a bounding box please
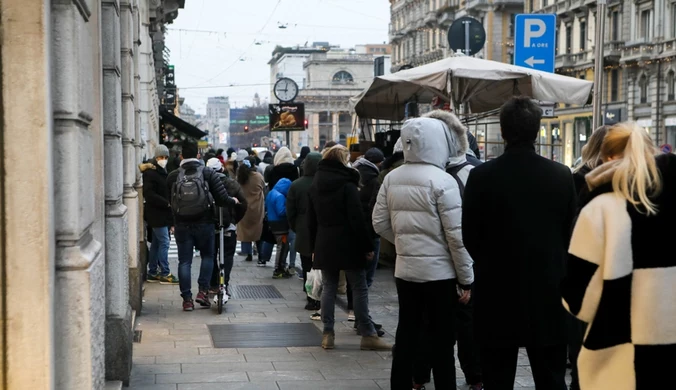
[206,158,248,302]
[167,140,240,311]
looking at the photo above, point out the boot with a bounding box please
[321,332,335,349]
[245,254,253,262]
[360,335,392,351]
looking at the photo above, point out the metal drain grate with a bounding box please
[208,323,322,348]
[230,285,284,300]
[133,330,142,343]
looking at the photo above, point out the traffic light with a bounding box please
[244,125,249,132]
[304,118,308,129]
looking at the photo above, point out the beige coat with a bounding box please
[236,171,265,242]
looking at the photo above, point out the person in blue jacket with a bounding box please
[266,178,293,279]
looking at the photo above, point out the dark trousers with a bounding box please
[413,291,482,386]
[300,254,314,295]
[567,314,586,390]
[210,230,237,288]
[391,278,457,390]
[273,233,289,271]
[481,344,567,390]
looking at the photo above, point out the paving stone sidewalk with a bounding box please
[129,250,570,390]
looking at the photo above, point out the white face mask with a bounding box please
[157,159,168,169]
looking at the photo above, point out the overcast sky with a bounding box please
[167,0,390,114]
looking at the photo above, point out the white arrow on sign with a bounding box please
[524,56,545,67]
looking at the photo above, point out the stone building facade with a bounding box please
[0,0,184,388]
[389,0,523,71]
[531,0,676,164]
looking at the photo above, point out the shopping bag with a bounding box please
[307,269,323,301]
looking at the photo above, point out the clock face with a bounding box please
[274,78,299,102]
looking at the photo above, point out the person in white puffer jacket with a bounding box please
[372,116,474,390]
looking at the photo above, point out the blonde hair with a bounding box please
[322,144,350,166]
[574,125,610,172]
[601,122,662,215]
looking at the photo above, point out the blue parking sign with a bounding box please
[514,14,556,73]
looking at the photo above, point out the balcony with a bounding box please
[603,41,624,64]
[621,39,654,63]
[424,11,437,25]
[466,0,492,11]
[555,53,577,69]
[438,11,455,26]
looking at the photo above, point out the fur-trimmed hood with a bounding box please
[423,109,469,158]
[139,162,156,172]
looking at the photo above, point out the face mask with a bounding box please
[157,159,168,169]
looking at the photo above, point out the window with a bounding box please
[332,71,354,84]
[668,71,675,101]
[671,4,676,38]
[611,11,619,41]
[639,9,652,40]
[579,21,586,50]
[565,25,572,54]
[529,0,534,12]
[611,69,619,101]
[509,14,516,37]
[639,74,649,104]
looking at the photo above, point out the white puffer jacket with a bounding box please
[372,117,474,285]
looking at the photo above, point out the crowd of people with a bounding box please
[140,95,676,390]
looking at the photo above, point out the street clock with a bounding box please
[273,77,299,102]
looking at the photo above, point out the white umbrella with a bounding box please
[350,55,593,121]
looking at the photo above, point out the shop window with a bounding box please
[668,71,675,101]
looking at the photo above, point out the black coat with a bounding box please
[141,160,173,228]
[462,145,577,348]
[166,159,235,225]
[573,164,592,197]
[268,163,299,191]
[355,161,380,239]
[308,159,374,271]
[213,171,248,227]
[468,131,481,159]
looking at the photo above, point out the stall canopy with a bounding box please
[350,55,594,121]
[160,109,207,139]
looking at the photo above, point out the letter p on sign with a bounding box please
[524,19,546,47]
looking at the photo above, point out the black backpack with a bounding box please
[446,162,471,199]
[171,165,213,219]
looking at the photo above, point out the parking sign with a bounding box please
[514,14,556,73]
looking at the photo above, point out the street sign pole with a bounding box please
[464,20,471,55]
[592,0,607,130]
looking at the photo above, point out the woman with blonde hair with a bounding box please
[308,145,391,351]
[573,125,610,195]
[563,121,676,390]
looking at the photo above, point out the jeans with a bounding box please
[288,230,297,268]
[260,241,274,262]
[273,233,290,271]
[481,345,567,390]
[175,223,215,298]
[241,241,262,256]
[321,268,376,336]
[148,226,171,276]
[392,278,457,390]
[365,238,380,288]
[211,231,237,288]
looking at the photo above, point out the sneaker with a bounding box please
[321,332,335,349]
[147,273,160,283]
[304,300,321,311]
[286,267,296,276]
[310,312,321,321]
[208,287,220,295]
[357,327,386,337]
[225,285,232,299]
[159,274,179,285]
[257,259,267,267]
[348,311,355,322]
[273,269,286,279]
[245,254,253,262]
[360,335,392,351]
[182,298,194,311]
[195,290,211,307]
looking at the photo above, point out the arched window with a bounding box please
[332,71,354,84]
[639,74,649,104]
[668,70,675,101]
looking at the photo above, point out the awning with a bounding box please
[159,109,207,139]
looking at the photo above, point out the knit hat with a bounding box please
[236,150,248,162]
[206,158,223,171]
[393,138,403,153]
[364,147,385,164]
[155,144,170,158]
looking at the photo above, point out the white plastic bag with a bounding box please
[306,269,323,301]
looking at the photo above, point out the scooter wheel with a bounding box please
[217,291,224,314]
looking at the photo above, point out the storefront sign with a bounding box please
[636,118,652,128]
[269,103,305,132]
[603,108,621,125]
[665,117,676,127]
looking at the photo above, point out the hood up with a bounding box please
[139,162,156,172]
[274,147,294,166]
[352,156,379,174]
[422,110,469,157]
[400,117,455,169]
[302,152,322,176]
[272,177,292,196]
[299,146,311,159]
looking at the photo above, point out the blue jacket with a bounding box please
[266,178,291,222]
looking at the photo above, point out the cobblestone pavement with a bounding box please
[130,243,571,389]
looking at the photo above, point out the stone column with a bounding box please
[311,112,320,149]
[133,0,147,297]
[331,112,340,142]
[121,0,142,311]
[102,0,133,383]
[52,1,106,388]
[1,0,55,388]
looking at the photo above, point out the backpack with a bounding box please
[171,165,214,219]
[446,162,471,199]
